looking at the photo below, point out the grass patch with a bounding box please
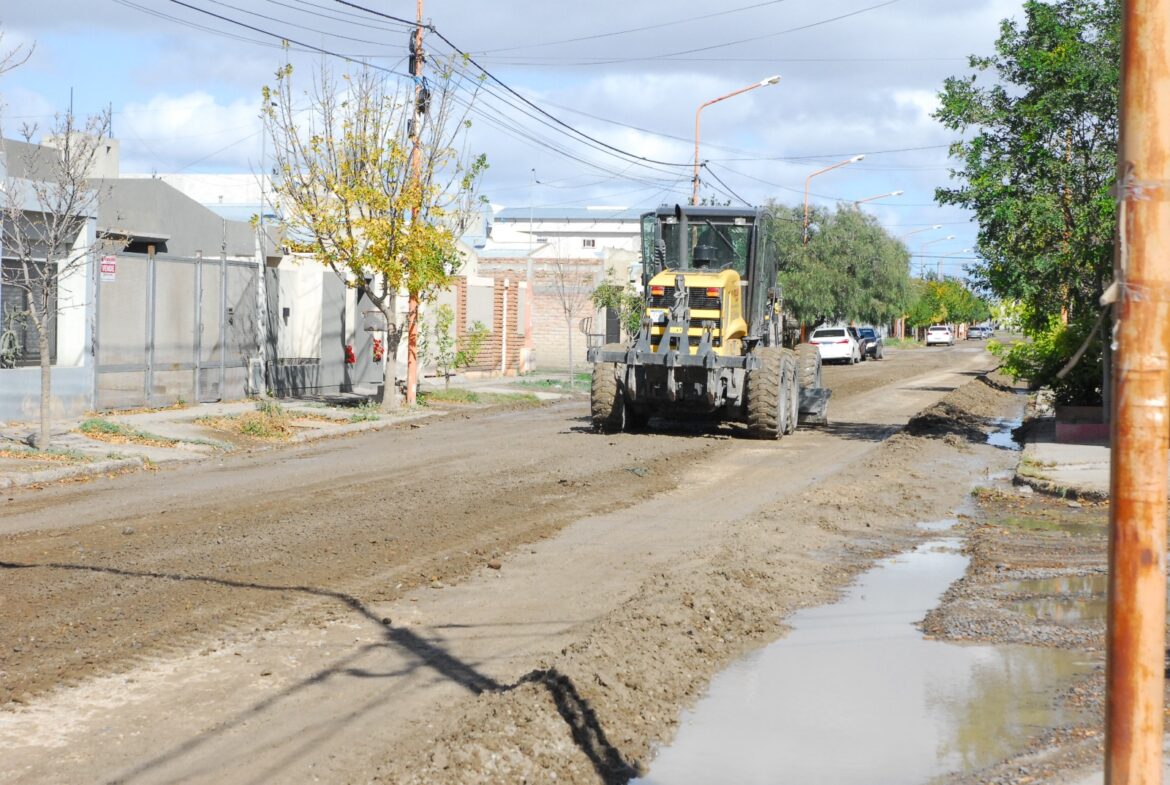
[349,401,382,423]
[420,389,541,407]
[78,418,177,447]
[882,337,922,349]
[198,401,300,440]
[515,372,591,391]
[0,446,92,463]
[422,388,482,404]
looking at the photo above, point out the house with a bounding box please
[440,205,647,375]
[0,136,361,421]
[0,138,101,421]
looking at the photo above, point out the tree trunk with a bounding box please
[36,313,51,450]
[567,320,574,391]
[378,298,401,413]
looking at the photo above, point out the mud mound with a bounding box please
[905,374,1020,444]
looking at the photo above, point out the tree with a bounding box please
[263,60,486,411]
[0,31,32,79]
[934,0,1119,399]
[905,276,991,330]
[418,304,487,390]
[763,202,911,328]
[590,277,644,338]
[0,109,112,447]
[549,259,596,389]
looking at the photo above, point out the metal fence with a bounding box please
[95,252,261,409]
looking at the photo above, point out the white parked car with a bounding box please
[809,326,861,364]
[925,325,955,346]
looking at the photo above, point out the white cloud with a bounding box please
[118,92,262,174]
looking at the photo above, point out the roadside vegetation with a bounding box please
[420,389,539,407]
[77,418,177,447]
[197,401,335,441]
[935,0,1118,404]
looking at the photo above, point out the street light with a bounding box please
[898,224,943,241]
[693,75,781,205]
[853,189,903,206]
[936,247,972,278]
[919,235,956,276]
[803,154,865,244]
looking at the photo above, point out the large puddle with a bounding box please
[635,537,1090,785]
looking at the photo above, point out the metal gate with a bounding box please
[95,252,261,410]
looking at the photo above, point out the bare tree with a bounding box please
[0,31,33,80]
[1,109,111,447]
[262,59,485,411]
[549,258,597,390]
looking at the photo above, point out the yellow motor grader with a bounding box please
[587,204,829,437]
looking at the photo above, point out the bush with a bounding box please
[991,314,1102,406]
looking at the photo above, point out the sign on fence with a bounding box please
[100,256,117,283]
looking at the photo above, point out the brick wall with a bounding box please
[451,257,606,374]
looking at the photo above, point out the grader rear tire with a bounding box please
[745,347,783,439]
[781,348,798,435]
[795,342,821,390]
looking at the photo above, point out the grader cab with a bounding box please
[587,204,830,436]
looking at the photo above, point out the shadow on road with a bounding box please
[0,559,640,785]
[819,421,902,443]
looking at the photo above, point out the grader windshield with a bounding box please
[642,209,753,276]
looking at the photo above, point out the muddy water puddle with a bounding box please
[636,537,1089,785]
[986,418,1022,451]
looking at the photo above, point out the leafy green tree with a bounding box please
[905,277,991,329]
[763,203,911,328]
[590,279,644,338]
[263,61,487,411]
[418,304,488,390]
[934,0,1118,399]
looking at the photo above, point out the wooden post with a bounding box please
[1106,2,1170,782]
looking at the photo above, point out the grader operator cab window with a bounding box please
[687,221,750,275]
[641,211,752,276]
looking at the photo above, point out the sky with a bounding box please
[0,0,1028,277]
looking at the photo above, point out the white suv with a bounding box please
[925,325,954,346]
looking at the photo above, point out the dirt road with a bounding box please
[0,345,1018,784]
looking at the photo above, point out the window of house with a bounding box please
[582,238,596,249]
[0,259,57,368]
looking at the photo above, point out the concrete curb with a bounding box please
[1010,473,1109,502]
[0,457,146,490]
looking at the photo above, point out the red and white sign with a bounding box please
[100,256,117,283]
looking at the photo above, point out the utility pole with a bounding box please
[524,168,535,370]
[405,0,425,405]
[1106,2,1170,783]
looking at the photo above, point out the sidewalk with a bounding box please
[0,373,569,491]
[1014,417,1112,500]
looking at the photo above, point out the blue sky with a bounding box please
[0,0,1030,276]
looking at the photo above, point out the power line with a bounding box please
[514,0,905,67]
[336,0,695,171]
[472,0,793,55]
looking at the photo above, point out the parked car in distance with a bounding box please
[856,326,884,360]
[925,325,954,346]
[846,326,867,362]
[967,325,992,340]
[810,326,861,364]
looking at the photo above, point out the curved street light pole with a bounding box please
[918,235,956,277]
[693,75,781,206]
[853,189,904,206]
[936,247,972,278]
[803,154,865,244]
[899,223,943,240]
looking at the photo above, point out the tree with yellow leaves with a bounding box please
[262,61,486,410]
